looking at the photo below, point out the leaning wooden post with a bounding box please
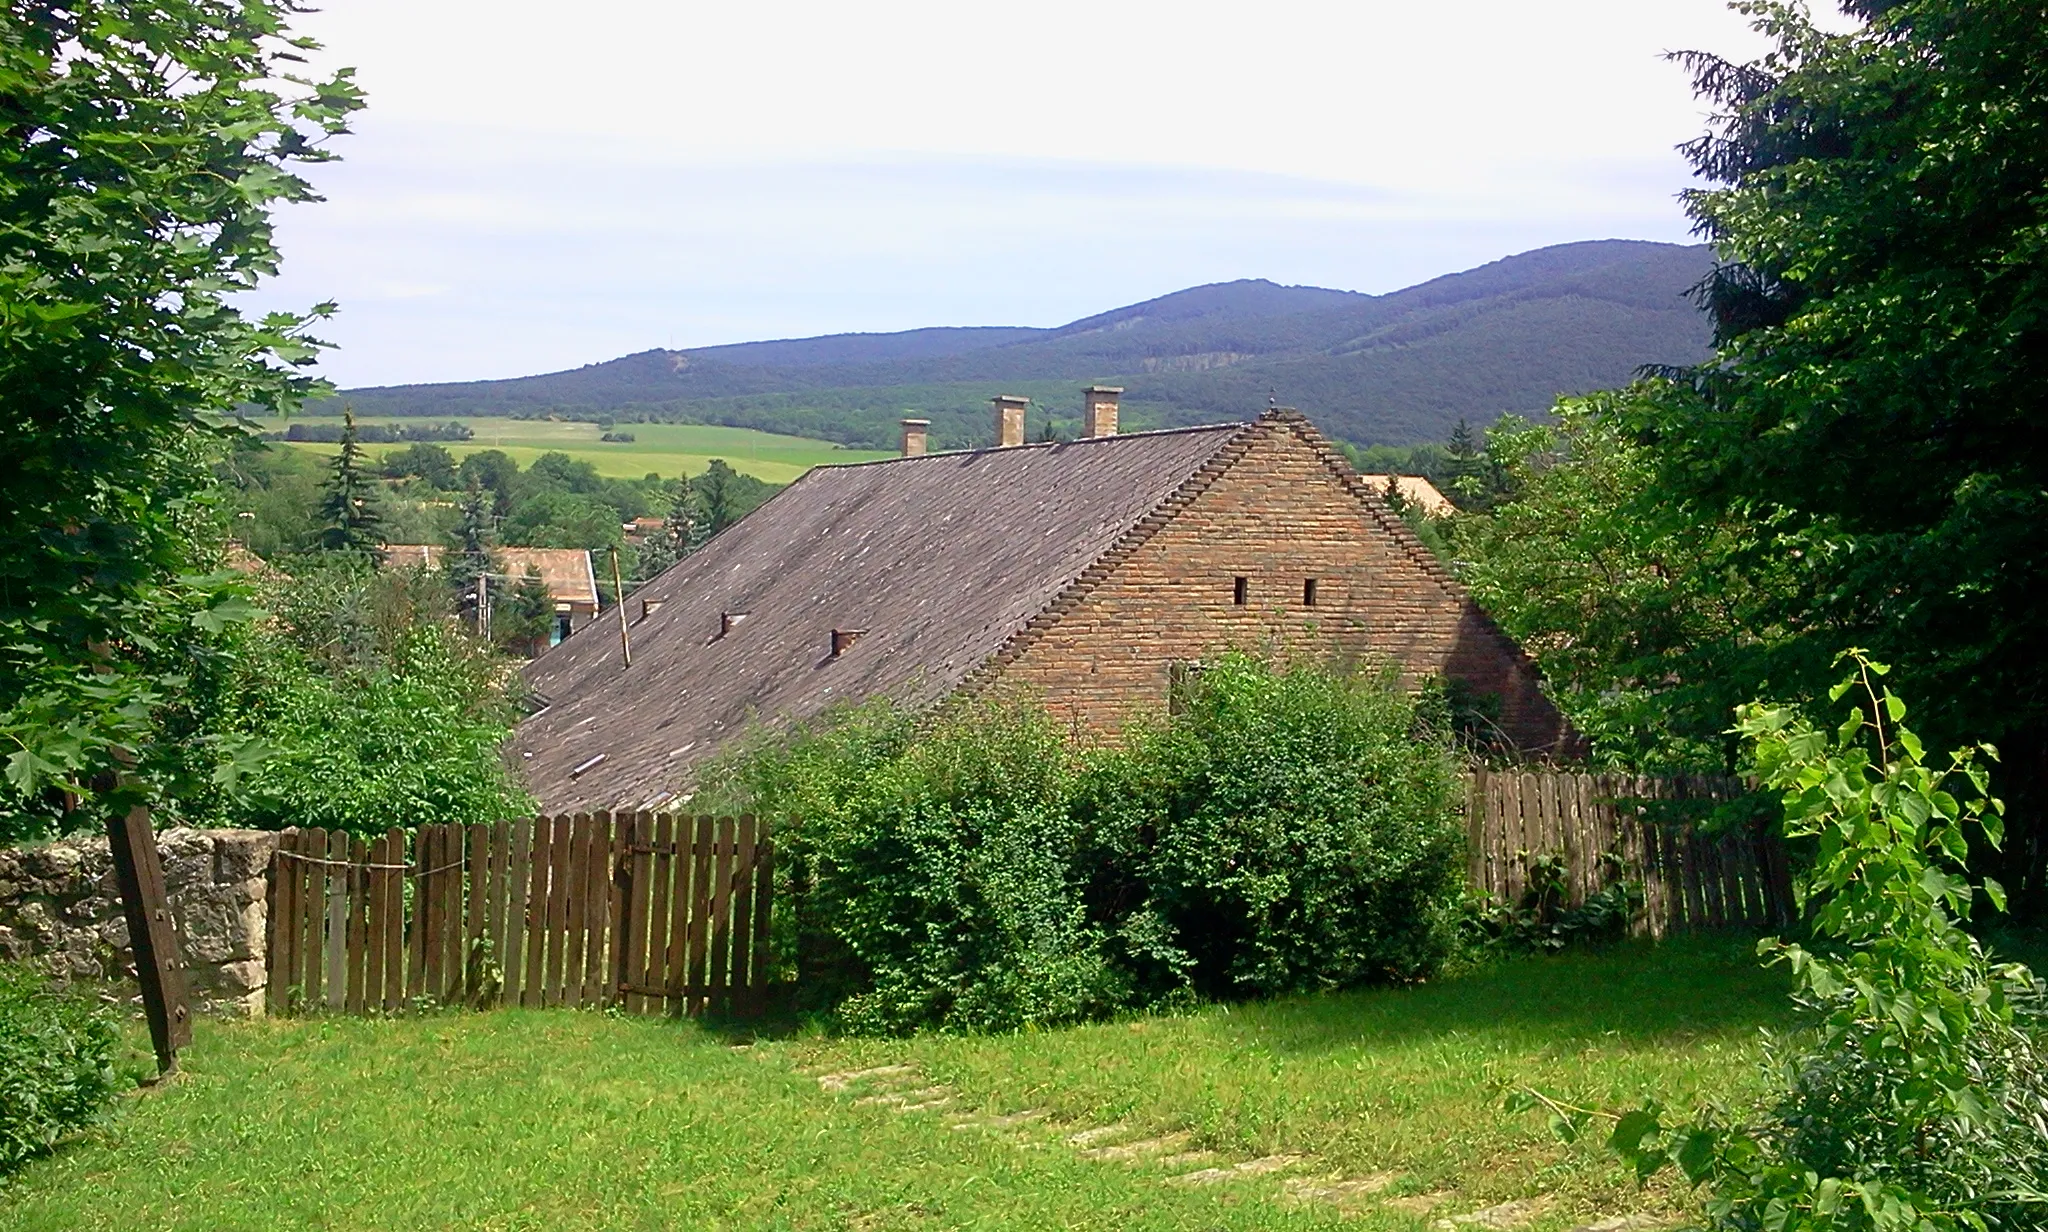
[609,544,632,667]
[106,802,193,1077]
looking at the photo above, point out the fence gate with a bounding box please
[266,813,774,1017]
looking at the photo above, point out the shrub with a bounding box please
[1523,654,2048,1232]
[706,655,1467,1034]
[156,558,534,835]
[224,621,534,836]
[1084,654,1465,1001]
[719,698,1118,1035]
[0,965,122,1173]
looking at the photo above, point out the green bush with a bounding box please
[705,655,1466,1034]
[226,622,534,836]
[1084,655,1465,1001]
[1525,656,2048,1232]
[0,965,122,1173]
[717,698,1119,1035]
[163,558,535,836]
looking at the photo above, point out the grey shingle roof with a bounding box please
[513,421,1253,811]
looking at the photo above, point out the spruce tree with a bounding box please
[499,567,554,655]
[315,411,384,555]
[1444,418,1485,505]
[447,478,495,627]
[693,458,743,539]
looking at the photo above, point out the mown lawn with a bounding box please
[253,416,893,484]
[2,937,1790,1231]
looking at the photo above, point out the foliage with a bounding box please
[0,0,362,815]
[170,558,532,835]
[1083,655,1465,1001]
[495,567,552,655]
[445,481,495,631]
[0,964,122,1174]
[1452,386,1822,774]
[1520,656,2048,1232]
[633,459,780,581]
[1642,0,2048,879]
[706,657,1465,1033]
[1461,853,1643,958]
[275,421,472,445]
[379,442,458,488]
[804,699,1118,1036]
[313,412,384,555]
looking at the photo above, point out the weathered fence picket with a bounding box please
[1464,770,1794,937]
[267,814,774,1017]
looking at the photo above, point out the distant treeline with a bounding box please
[269,421,474,444]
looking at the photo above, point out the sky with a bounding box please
[252,0,1794,389]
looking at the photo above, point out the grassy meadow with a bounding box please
[3,937,1791,1231]
[257,416,894,485]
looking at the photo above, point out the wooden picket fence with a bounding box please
[266,814,774,1017]
[1464,771,1796,937]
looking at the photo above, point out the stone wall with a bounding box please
[0,829,277,1017]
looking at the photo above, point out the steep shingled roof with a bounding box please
[1357,474,1458,518]
[497,547,599,609]
[513,421,1253,811]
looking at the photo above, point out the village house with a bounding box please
[513,388,1569,812]
[381,544,602,646]
[1358,473,1457,517]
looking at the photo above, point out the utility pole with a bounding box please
[476,569,489,639]
[609,545,631,668]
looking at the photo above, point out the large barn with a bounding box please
[513,391,1569,811]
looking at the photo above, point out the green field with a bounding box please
[3,938,1788,1231]
[259,416,893,485]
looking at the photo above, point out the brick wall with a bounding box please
[984,415,1572,753]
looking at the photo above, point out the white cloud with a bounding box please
[245,0,1819,386]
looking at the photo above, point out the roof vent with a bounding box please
[992,395,1028,448]
[636,597,664,623]
[719,611,749,638]
[830,628,867,657]
[900,418,930,457]
[1081,386,1122,438]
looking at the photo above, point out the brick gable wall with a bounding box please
[977,413,1573,754]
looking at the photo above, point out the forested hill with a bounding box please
[328,239,1715,448]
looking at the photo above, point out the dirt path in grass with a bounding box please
[798,1060,1670,1231]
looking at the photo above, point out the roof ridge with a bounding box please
[820,419,1253,469]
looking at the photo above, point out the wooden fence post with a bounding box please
[105,804,191,1076]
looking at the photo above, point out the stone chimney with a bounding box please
[992,395,1029,448]
[900,418,930,457]
[1081,385,1122,438]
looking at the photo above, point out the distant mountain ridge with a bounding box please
[328,239,1715,447]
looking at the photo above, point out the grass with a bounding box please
[1,937,1791,1231]
[251,416,895,484]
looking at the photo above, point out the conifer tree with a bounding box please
[693,459,743,539]
[1444,418,1485,504]
[315,411,384,555]
[447,478,495,627]
[499,567,554,655]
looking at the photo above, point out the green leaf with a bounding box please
[1675,1128,1717,1184]
[1608,1108,1661,1156]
